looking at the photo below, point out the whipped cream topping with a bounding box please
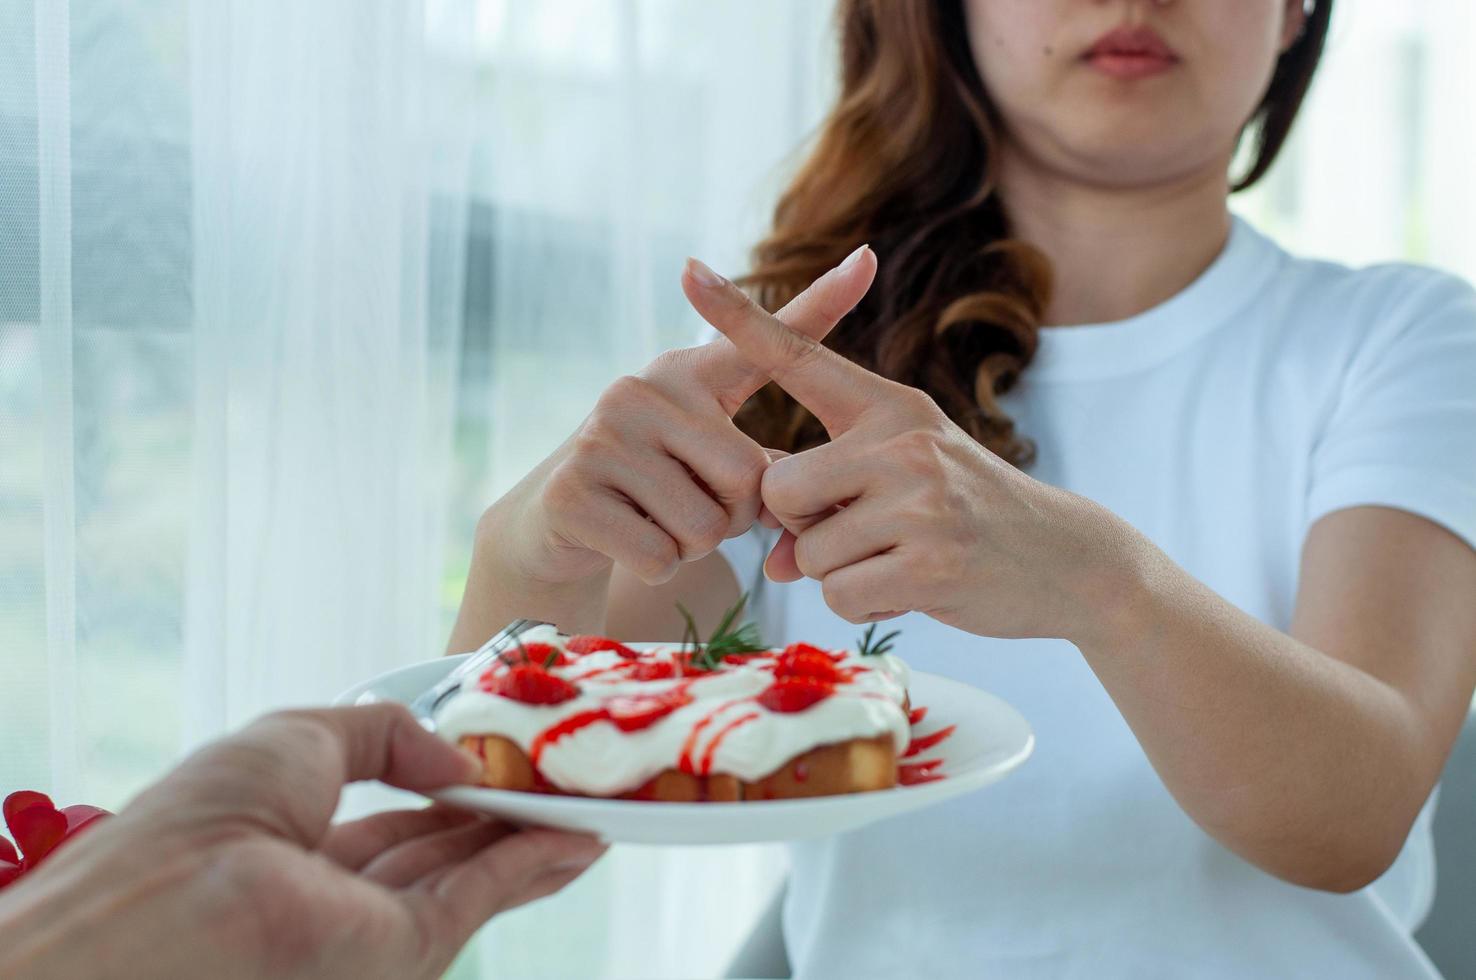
[436,625,911,796]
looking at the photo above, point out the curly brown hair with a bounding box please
[735,0,1334,464]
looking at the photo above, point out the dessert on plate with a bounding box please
[436,608,917,802]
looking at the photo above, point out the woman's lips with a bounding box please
[1083,26,1179,80]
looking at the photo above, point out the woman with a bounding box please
[451,0,1476,975]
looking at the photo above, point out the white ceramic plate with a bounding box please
[335,652,1033,845]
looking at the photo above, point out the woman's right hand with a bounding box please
[490,245,877,590]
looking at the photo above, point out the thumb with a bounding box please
[763,528,802,583]
[259,704,483,792]
[757,448,790,530]
[128,705,482,849]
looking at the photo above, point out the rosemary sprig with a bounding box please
[856,623,901,658]
[495,634,559,670]
[677,603,701,659]
[495,634,530,668]
[676,592,767,671]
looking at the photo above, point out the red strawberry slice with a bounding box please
[0,836,17,866]
[9,804,67,868]
[566,635,640,659]
[485,664,580,706]
[781,642,843,662]
[518,641,571,667]
[772,649,845,684]
[627,659,678,682]
[605,688,694,732]
[757,676,836,714]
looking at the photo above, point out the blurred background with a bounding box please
[1,1,1473,976]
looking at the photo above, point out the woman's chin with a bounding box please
[1021,126,1228,192]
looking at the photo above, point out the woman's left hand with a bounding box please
[682,261,1141,642]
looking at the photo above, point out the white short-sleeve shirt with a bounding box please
[719,217,1476,979]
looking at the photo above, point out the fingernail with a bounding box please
[685,257,728,289]
[838,243,870,271]
[556,850,604,873]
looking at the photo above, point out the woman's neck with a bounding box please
[997,149,1234,327]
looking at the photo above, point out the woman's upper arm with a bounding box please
[1291,270,1476,776]
[1291,506,1476,780]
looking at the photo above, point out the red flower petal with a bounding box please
[10,805,67,868]
[0,859,23,890]
[0,836,17,865]
[4,791,54,835]
[60,805,109,835]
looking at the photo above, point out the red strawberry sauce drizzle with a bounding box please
[678,699,748,774]
[908,705,928,726]
[565,635,641,659]
[898,758,945,785]
[569,652,710,683]
[529,709,609,766]
[606,684,696,732]
[528,685,701,763]
[567,660,639,682]
[903,724,956,758]
[698,711,762,775]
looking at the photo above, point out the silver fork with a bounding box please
[408,618,549,731]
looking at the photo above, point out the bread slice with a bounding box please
[741,735,896,800]
[461,734,896,802]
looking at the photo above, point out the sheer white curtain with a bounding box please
[2,0,831,976]
[1,0,479,798]
[1235,0,1476,281]
[4,0,1475,978]
[182,0,480,746]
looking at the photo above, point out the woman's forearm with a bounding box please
[1071,541,1435,891]
[446,503,613,653]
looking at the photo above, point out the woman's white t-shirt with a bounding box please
[718,217,1476,979]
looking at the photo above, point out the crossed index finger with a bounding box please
[683,253,881,434]
[679,245,877,418]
